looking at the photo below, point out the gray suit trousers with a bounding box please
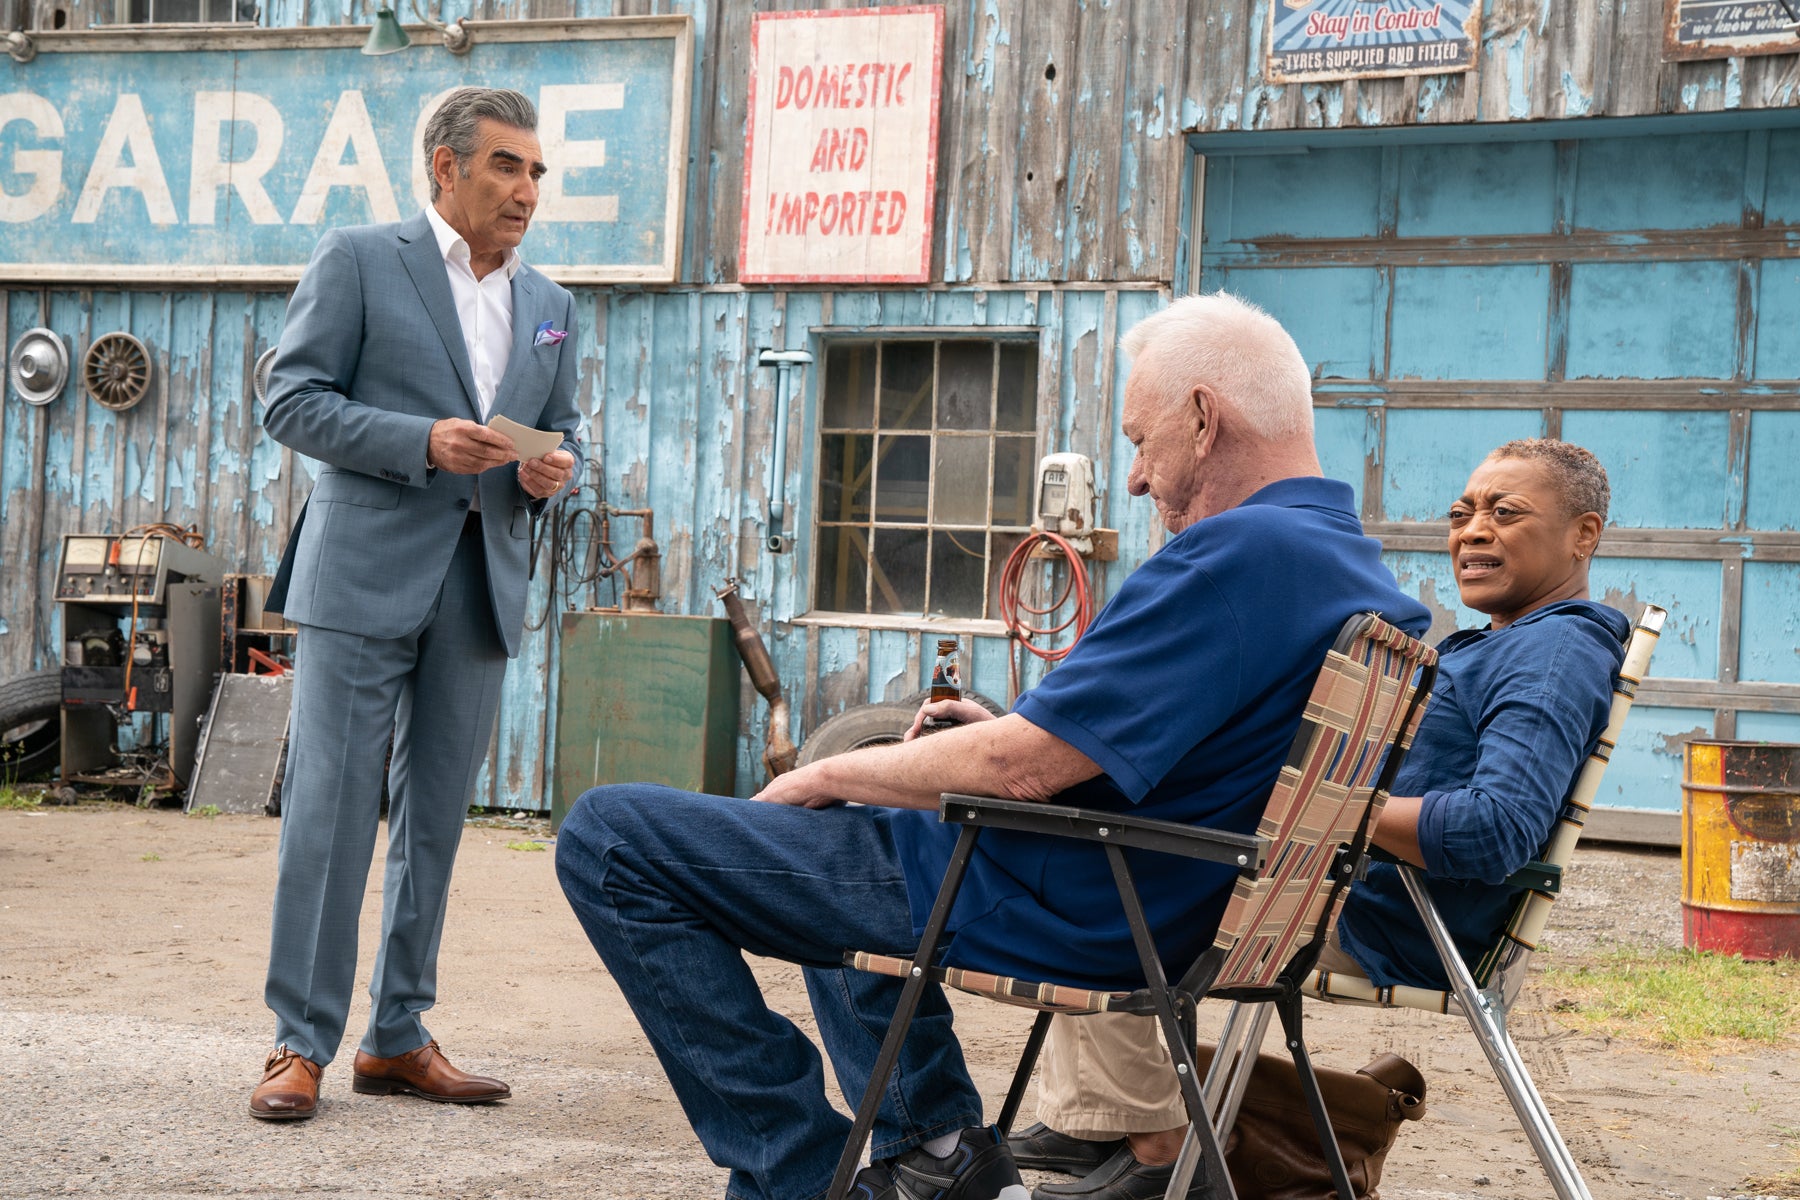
[265,525,509,1064]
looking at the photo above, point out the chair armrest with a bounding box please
[1504,860,1562,894]
[1367,845,1560,894]
[939,793,1268,871]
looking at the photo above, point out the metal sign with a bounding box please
[739,6,942,285]
[0,18,691,285]
[1663,0,1800,60]
[1266,0,1482,84]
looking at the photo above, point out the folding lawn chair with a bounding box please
[827,612,1440,1200]
[1209,603,1666,1200]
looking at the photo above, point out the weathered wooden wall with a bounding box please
[1184,0,1800,131]
[9,0,1800,813]
[0,280,1167,807]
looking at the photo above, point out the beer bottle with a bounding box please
[921,638,962,735]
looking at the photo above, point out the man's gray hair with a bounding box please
[423,88,538,201]
[1120,292,1314,441]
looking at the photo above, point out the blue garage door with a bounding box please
[1195,116,1800,843]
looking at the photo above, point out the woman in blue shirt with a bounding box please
[1018,439,1630,1200]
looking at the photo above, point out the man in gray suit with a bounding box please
[251,87,583,1122]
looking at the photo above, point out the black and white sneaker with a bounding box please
[868,1125,1030,1200]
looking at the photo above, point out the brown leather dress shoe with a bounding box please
[249,1044,322,1122]
[352,1039,510,1104]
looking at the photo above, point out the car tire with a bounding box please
[797,702,921,766]
[0,669,62,783]
[897,688,1007,718]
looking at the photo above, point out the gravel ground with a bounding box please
[1,804,1796,1200]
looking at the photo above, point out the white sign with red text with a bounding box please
[739,6,943,284]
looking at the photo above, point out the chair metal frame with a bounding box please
[1212,603,1666,1200]
[825,612,1440,1200]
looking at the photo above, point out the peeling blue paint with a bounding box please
[1504,29,1532,120]
[1561,70,1593,117]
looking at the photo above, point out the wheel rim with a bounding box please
[2,715,56,761]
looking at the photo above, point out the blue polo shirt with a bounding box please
[1336,600,1629,989]
[878,477,1431,987]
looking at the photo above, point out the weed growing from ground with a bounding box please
[1545,947,1799,1058]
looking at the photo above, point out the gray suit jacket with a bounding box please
[263,210,584,658]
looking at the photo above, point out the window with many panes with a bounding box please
[813,337,1040,621]
[119,0,258,22]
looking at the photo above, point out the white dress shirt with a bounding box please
[425,205,521,510]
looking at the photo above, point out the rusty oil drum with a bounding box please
[1682,740,1800,960]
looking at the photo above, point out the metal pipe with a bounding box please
[757,348,813,554]
[715,578,798,777]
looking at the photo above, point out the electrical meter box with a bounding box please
[1033,453,1097,554]
[551,611,740,831]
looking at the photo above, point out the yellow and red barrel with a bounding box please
[1682,740,1800,960]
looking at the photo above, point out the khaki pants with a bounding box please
[1035,937,1364,1139]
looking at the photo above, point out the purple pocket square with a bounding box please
[534,320,568,347]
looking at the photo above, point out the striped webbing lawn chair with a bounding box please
[1208,603,1665,1200]
[825,612,1439,1200]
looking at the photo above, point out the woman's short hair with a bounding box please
[1120,292,1314,440]
[1489,438,1611,523]
[422,88,538,201]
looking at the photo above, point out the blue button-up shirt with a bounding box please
[1336,599,1630,989]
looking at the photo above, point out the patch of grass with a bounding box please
[1545,947,1800,1057]
[504,840,548,853]
[1738,1169,1800,1199]
[0,785,45,810]
[188,804,221,820]
[140,852,162,862]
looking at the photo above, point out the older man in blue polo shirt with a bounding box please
[554,293,1431,1200]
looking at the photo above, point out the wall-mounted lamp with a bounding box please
[360,0,471,57]
[360,8,409,54]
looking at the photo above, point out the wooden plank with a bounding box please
[1008,0,1079,281]
[1063,0,1128,281]
[161,293,208,537]
[929,0,970,285]
[959,0,1024,283]
[682,0,722,283]
[1123,0,1186,284]
[704,0,756,283]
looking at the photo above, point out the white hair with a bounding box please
[1120,292,1315,440]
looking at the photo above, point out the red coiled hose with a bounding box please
[999,530,1094,702]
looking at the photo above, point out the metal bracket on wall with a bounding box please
[757,348,813,554]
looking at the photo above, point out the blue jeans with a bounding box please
[555,785,983,1200]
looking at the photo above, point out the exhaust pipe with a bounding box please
[715,578,799,778]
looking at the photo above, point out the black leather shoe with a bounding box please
[1030,1145,1206,1200]
[1006,1122,1125,1176]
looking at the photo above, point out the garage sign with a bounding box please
[0,18,691,285]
